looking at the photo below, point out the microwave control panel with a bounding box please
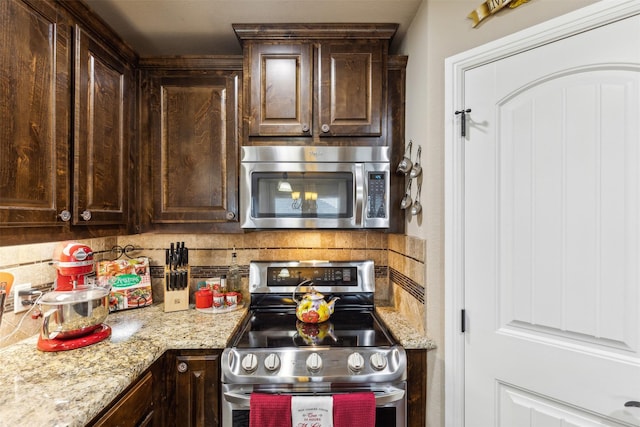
[367,172,387,218]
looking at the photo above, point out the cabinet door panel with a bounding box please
[151,75,239,223]
[74,26,128,225]
[91,371,154,427]
[175,353,220,427]
[248,43,312,136]
[0,0,67,226]
[319,41,383,136]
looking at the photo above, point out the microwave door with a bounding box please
[241,163,359,229]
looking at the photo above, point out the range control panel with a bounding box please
[266,266,357,287]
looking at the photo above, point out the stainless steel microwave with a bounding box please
[240,146,390,229]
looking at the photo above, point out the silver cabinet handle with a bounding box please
[59,210,71,222]
[321,124,330,133]
[80,210,92,221]
[226,211,236,220]
[177,362,188,373]
[301,123,310,133]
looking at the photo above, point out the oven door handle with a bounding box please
[223,389,405,406]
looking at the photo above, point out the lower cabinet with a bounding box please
[406,349,427,427]
[91,348,423,427]
[169,350,222,427]
[88,356,165,427]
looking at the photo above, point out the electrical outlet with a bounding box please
[13,283,32,314]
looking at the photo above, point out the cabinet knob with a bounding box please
[321,124,330,133]
[80,210,92,221]
[301,123,310,133]
[58,210,71,222]
[177,362,188,373]
[226,211,236,220]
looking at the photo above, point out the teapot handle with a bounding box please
[292,279,314,303]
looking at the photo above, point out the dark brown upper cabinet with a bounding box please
[234,24,397,145]
[73,25,131,226]
[138,58,242,231]
[0,0,136,246]
[0,0,69,228]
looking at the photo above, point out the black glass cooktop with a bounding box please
[230,310,396,348]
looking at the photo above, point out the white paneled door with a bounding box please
[462,10,640,427]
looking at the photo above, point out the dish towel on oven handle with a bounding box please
[333,392,376,427]
[249,393,292,427]
[291,395,334,427]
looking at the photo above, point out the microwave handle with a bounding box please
[355,164,364,227]
[223,388,405,406]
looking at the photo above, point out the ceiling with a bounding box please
[82,0,423,56]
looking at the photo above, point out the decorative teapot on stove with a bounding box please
[293,280,339,323]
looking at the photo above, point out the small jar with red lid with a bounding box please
[195,283,213,309]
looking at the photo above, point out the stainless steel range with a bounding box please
[221,260,407,427]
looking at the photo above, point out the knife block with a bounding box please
[163,265,190,312]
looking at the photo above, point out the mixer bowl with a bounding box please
[39,287,110,340]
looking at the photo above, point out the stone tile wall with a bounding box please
[0,231,426,348]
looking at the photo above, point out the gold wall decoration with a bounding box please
[468,0,531,28]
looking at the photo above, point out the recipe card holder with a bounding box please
[164,265,190,313]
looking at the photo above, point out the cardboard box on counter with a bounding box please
[97,257,152,312]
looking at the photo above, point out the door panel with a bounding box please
[464,12,640,427]
[150,74,239,223]
[74,26,128,225]
[248,43,312,136]
[499,383,630,427]
[0,0,67,226]
[319,41,383,136]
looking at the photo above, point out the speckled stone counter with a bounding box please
[376,306,437,350]
[0,303,433,427]
[0,304,247,427]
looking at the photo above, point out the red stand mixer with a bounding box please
[37,242,112,352]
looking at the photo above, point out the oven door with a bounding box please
[240,161,390,229]
[221,382,406,427]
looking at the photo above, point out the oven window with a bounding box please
[230,408,396,427]
[251,172,353,218]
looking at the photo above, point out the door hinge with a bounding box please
[454,108,471,137]
[461,309,466,333]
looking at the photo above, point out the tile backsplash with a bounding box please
[0,231,426,348]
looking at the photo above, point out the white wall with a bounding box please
[398,0,599,425]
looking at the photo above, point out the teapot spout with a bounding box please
[327,297,340,314]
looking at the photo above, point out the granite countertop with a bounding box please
[0,304,433,427]
[376,306,437,350]
[0,304,248,427]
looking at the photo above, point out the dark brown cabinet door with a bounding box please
[406,349,427,427]
[174,353,220,427]
[90,371,154,427]
[247,43,312,136]
[147,72,239,224]
[0,0,69,227]
[74,26,130,226]
[318,40,383,137]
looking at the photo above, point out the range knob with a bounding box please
[370,352,388,371]
[347,352,365,372]
[264,353,281,372]
[241,353,258,373]
[306,352,323,373]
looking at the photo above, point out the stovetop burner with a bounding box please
[232,309,396,349]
